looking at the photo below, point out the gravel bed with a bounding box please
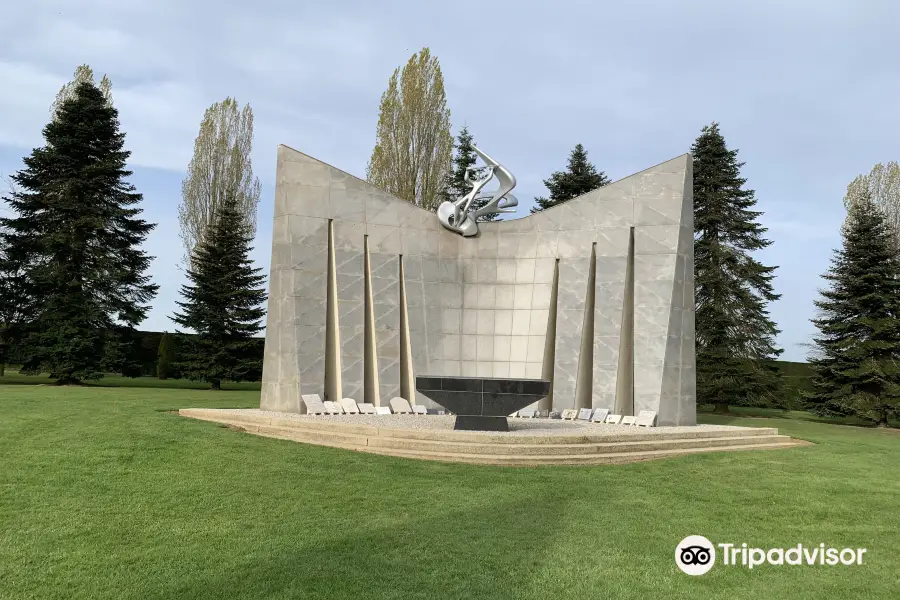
[197,408,752,437]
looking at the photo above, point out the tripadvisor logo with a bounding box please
[675,536,867,575]
[676,536,716,575]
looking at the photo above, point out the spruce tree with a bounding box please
[157,331,175,380]
[807,192,900,426]
[0,236,30,376]
[439,126,497,221]
[692,123,782,412]
[530,143,609,213]
[171,195,267,390]
[0,82,157,383]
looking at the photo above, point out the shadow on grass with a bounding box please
[146,495,569,600]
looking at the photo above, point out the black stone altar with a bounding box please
[415,376,551,431]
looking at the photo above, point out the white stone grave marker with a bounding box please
[636,410,657,427]
[301,394,327,415]
[591,408,610,423]
[389,397,413,414]
[561,408,578,420]
[340,398,360,414]
[322,401,344,414]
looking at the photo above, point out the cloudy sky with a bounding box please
[1,0,898,361]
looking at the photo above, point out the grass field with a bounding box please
[2,384,898,599]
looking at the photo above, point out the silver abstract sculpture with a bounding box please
[437,146,518,237]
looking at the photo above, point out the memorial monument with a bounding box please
[415,375,551,431]
[260,142,696,426]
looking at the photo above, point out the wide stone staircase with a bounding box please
[178,408,807,466]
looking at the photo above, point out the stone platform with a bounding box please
[178,408,808,466]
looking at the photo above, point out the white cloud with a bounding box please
[2,0,899,359]
[0,2,389,177]
[115,82,211,172]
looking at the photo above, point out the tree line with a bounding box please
[0,66,266,389]
[2,54,899,427]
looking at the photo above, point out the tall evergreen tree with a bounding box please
[156,331,175,380]
[171,195,267,390]
[0,236,31,377]
[0,181,35,377]
[807,191,900,427]
[439,126,497,221]
[692,123,782,412]
[530,143,609,213]
[0,82,157,383]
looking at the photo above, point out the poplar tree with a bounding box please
[178,97,261,266]
[367,48,453,212]
[50,64,112,120]
[843,161,900,250]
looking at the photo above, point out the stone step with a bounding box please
[360,441,808,466]
[179,409,779,445]
[371,424,780,444]
[180,409,805,465]
[234,422,371,449]
[365,434,794,456]
[223,419,797,460]
[179,409,379,436]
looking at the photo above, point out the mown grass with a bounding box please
[1,384,898,599]
[697,404,900,428]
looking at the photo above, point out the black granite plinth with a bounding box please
[455,415,508,431]
[415,376,551,432]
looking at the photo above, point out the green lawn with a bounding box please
[1,385,898,599]
[697,404,900,428]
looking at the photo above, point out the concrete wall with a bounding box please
[261,145,696,425]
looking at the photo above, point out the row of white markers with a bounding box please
[301,392,658,427]
[516,407,658,427]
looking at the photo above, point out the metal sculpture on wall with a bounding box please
[437,146,518,237]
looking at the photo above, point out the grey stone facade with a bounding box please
[261,145,696,426]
